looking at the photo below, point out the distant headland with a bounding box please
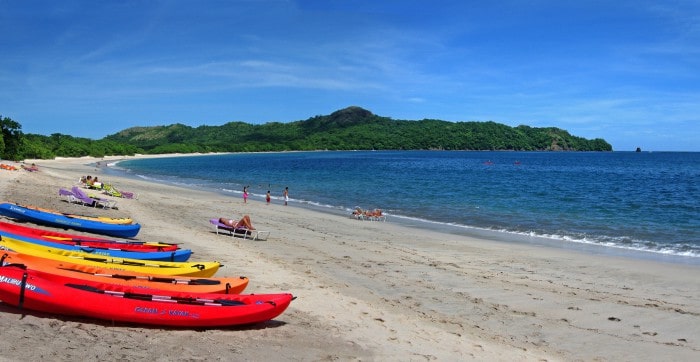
[2,106,612,160]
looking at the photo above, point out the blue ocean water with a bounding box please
[114,151,700,261]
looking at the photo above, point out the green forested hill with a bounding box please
[3,106,612,160]
[103,106,612,154]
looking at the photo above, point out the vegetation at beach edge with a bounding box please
[0,106,612,160]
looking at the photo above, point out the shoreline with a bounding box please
[1,155,699,361]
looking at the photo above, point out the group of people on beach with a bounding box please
[243,185,289,206]
[223,186,386,236]
[222,185,290,232]
[80,175,102,189]
[77,175,136,199]
[0,162,40,172]
[352,207,386,221]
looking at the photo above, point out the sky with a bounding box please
[1,0,699,151]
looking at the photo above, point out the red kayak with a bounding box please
[0,221,178,252]
[0,263,294,328]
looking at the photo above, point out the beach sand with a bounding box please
[0,156,698,361]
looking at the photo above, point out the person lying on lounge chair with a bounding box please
[21,163,39,172]
[219,215,255,230]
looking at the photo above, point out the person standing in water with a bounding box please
[283,186,289,206]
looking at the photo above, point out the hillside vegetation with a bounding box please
[2,107,611,160]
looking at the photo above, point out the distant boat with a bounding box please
[636,147,642,152]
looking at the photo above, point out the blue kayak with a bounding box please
[0,203,141,238]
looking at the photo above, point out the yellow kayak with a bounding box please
[0,236,221,277]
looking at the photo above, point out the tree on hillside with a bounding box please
[0,116,24,160]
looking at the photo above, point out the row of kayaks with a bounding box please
[0,221,192,261]
[0,261,292,328]
[0,202,294,328]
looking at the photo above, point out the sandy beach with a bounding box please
[0,155,698,361]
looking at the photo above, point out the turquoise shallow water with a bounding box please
[114,151,700,261]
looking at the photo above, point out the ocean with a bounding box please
[111,151,700,264]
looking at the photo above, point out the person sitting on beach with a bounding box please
[219,215,255,230]
[352,207,365,219]
[90,176,103,189]
[370,209,384,218]
[373,209,386,221]
[362,208,385,221]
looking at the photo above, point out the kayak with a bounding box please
[0,221,178,251]
[0,250,247,294]
[0,231,192,262]
[0,236,220,277]
[11,204,135,224]
[0,263,293,328]
[0,203,140,238]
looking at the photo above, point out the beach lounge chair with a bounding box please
[58,188,75,202]
[103,183,137,199]
[70,186,117,209]
[60,187,88,206]
[209,218,270,241]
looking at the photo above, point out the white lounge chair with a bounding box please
[209,219,270,241]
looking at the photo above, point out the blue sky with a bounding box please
[1,0,699,151]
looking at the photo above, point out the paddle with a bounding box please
[99,273,223,285]
[73,246,129,253]
[54,266,224,285]
[65,283,246,306]
[66,238,146,246]
[72,238,179,248]
[76,256,177,268]
[44,235,178,248]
